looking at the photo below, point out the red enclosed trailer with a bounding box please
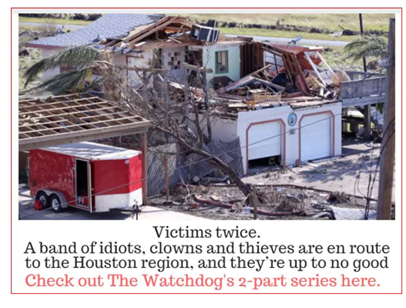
[29,142,144,213]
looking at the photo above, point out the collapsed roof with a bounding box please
[96,16,246,54]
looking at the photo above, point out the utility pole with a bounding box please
[377,18,395,220]
[359,14,367,72]
[359,13,371,139]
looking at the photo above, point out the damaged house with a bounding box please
[26,14,386,180]
[28,14,249,88]
[185,43,346,174]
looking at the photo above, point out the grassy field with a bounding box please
[18,12,385,91]
[19,13,393,32]
[19,16,92,26]
[19,25,79,32]
[185,13,393,32]
[219,28,354,42]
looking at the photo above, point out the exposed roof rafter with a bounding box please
[19,93,151,151]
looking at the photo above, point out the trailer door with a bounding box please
[75,159,93,212]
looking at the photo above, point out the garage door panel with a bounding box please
[301,114,331,162]
[248,122,281,160]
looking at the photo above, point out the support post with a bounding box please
[359,13,371,139]
[164,154,169,201]
[202,71,212,142]
[359,14,368,73]
[142,132,148,205]
[364,105,371,139]
[185,70,190,116]
[251,186,259,220]
[377,18,395,220]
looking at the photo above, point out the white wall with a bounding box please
[116,47,187,87]
[116,49,154,88]
[162,46,186,82]
[203,44,241,84]
[209,116,238,142]
[235,103,342,174]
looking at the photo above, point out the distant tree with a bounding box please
[343,35,387,62]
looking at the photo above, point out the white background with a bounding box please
[1,1,404,307]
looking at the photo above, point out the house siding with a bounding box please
[202,44,241,84]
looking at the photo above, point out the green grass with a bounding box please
[185,13,394,32]
[19,25,79,32]
[219,28,354,42]
[19,16,91,26]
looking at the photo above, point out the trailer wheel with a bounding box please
[36,191,49,209]
[50,194,63,213]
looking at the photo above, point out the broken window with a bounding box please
[215,51,229,74]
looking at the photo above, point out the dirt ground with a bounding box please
[151,184,371,220]
[19,137,395,221]
[150,137,395,220]
[18,185,206,221]
[245,137,395,201]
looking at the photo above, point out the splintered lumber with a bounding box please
[217,75,284,94]
[193,195,299,217]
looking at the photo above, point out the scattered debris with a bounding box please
[19,48,30,57]
[210,195,220,201]
[328,191,350,203]
[149,182,377,220]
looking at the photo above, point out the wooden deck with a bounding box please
[340,71,386,108]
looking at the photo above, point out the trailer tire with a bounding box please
[36,191,49,209]
[50,194,63,213]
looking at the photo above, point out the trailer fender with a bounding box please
[37,189,69,209]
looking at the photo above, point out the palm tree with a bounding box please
[343,35,387,62]
[344,35,388,115]
[23,45,109,95]
[22,44,258,212]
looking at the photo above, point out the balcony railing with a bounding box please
[340,71,386,107]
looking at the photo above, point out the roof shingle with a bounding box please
[28,14,164,48]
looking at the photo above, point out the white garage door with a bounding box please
[301,113,332,162]
[248,121,282,161]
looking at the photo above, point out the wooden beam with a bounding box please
[19,101,109,116]
[164,154,169,201]
[377,18,395,220]
[142,132,148,205]
[341,96,385,108]
[127,18,182,48]
[19,115,145,135]
[124,16,172,42]
[19,126,149,151]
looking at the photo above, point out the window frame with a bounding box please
[215,50,229,74]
